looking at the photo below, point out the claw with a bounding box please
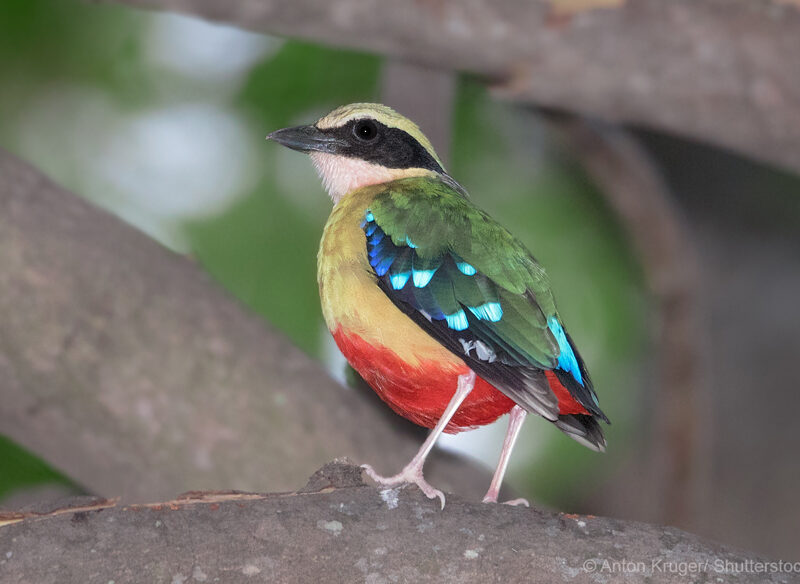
[419,484,446,510]
[482,493,530,507]
[361,464,446,509]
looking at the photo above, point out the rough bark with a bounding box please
[106,0,800,175]
[1,461,793,584]
[0,149,491,502]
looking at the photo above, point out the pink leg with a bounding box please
[482,405,529,506]
[362,370,476,509]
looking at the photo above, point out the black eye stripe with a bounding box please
[317,119,444,173]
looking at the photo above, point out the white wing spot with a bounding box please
[459,338,496,363]
[474,340,496,363]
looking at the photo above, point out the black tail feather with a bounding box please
[554,414,607,452]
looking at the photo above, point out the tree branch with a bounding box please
[106,0,800,174]
[0,149,490,502]
[0,461,787,584]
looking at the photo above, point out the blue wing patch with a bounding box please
[412,268,436,288]
[445,309,469,331]
[456,261,477,276]
[547,316,583,386]
[469,302,503,322]
[390,271,411,289]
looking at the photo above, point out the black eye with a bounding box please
[353,120,378,142]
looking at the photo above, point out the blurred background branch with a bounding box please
[549,117,709,528]
[381,60,456,166]
[109,0,800,174]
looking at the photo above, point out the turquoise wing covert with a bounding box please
[363,177,608,446]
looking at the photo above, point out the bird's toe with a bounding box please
[416,481,446,509]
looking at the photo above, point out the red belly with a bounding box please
[333,328,515,433]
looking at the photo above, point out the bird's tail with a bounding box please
[554,414,607,452]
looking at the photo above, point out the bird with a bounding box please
[268,103,609,508]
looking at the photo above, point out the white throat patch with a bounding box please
[309,152,428,203]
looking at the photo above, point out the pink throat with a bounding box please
[310,152,417,202]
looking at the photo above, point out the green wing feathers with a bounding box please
[368,177,560,368]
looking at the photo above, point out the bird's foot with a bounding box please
[501,497,530,507]
[361,463,446,509]
[482,491,530,507]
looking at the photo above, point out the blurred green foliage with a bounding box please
[0,0,645,508]
[0,0,150,107]
[0,436,71,501]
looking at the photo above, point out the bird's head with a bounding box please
[268,103,458,203]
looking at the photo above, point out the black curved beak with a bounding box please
[267,125,345,154]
